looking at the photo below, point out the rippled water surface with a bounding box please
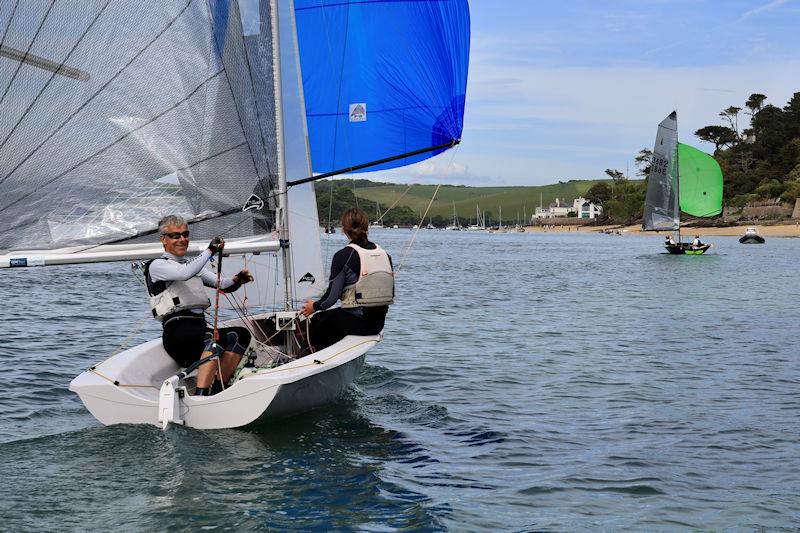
[2,231,799,531]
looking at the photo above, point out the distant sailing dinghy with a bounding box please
[0,0,469,429]
[642,112,723,255]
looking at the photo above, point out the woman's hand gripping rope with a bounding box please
[300,299,315,317]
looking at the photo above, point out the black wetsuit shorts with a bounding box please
[162,314,251,367]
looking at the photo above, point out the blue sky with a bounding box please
[368,0,800,186]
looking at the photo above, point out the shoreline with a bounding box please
[523,222,800,237]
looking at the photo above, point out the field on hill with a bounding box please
[346,180,608,223]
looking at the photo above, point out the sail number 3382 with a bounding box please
[651,156,669,176]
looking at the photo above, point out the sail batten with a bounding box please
[0,1,281,253]
[0,2,112,156]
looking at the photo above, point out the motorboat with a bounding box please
[739,227,765,244]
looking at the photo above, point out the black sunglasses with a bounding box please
[162,230,190,240]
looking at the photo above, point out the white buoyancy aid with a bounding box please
[340,243,394,308]
[145,260,211,321]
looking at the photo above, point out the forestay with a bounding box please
[642,111,679,231]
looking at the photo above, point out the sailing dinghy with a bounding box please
[642,112,723,254]
[0,0,469,428]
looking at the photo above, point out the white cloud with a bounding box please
[740,0,791,20]
[457,59,800,183]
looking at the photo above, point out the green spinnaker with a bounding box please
[678,143,723,217]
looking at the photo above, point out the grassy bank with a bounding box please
[335,180,609,222]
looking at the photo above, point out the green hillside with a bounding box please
[340,180,607,224]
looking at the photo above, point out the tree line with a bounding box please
[315,181,421,227]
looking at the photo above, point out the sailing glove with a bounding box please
[234,269,254,284]
[208,236,225,254]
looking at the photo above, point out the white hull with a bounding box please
[70,314,380,429]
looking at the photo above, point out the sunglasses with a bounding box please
[162,230,190,240]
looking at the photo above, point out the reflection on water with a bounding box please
[2,231,800,530]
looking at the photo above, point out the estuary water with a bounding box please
[1,230,799,531]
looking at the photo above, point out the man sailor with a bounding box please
[691,235,703,249]
[145,215,254,396]
[300,208,393,352]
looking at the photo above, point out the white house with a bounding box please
[531,197,602,220]
[573,197,602,219]
[532,198,572,219]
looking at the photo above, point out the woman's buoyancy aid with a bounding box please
[340,243,394,308]
[144,256,211,321]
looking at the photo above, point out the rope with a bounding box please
[212,247,223,342]
[88,367,159,389]
[238,337,378,378]
[376,184,412,224]
[395,143,461,272]
[396,183,442,272]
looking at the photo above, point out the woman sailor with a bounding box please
[144,215,254,396]
[300,208,393,351]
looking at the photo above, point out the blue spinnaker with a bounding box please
[294,0,470,173]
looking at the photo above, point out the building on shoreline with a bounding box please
[532,197,602,221]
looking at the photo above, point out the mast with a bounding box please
[273,0,294,326]
[675,111,681,244]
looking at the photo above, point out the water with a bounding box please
[2,231,799,531]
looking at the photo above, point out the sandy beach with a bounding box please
[523,222,800,237]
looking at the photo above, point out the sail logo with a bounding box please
[349,103,366,122]
[299,272,315,284]
[243,194,265,212]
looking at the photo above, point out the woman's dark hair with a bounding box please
[341,208,369,245]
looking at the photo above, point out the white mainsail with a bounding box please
[0,0,323,310]
[642,111,680,231]
[3,0,470,429]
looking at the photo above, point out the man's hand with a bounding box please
[300,299,315,317]
[208,236,225,254]
[234,269,254,284]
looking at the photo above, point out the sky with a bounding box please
[363,0,800,186]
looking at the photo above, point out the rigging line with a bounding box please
[0,68,225,214]
[377,184,412,221]
[324,179,335,267]
[397,145,458,272]
[396,183,441,273]
[0,0,56,108]
[0,0,19,50]
[221,292,263,342]
[0,0,113,154]
[0,0,196,189]
[233,4,274,181]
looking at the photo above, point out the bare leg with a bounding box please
[196,351,217,389]
[220,351,243,384]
